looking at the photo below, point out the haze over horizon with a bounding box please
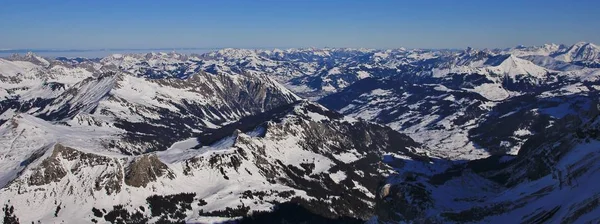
[1,0,599,50]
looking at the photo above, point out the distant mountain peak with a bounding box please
[552,41,600,63]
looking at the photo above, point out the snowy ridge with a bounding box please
[1,43,600,223]
[553,42,600,63]
[0,101,429,223]
[505,43,565,57]
[0,56,300,154]
[321,68,600,160]
[3,42,595,101]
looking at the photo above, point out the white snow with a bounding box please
[513,128,532,137]
[334,151,360,163]
[352,180,375,198]
[357,71,371,79]
[469,83,511,101]
[329,171,346,184]
[327,67,341,75]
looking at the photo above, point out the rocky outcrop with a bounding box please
[28,144,114,186]
[375,176,434,223]
[27,147,67,186]
[124,154,175,187]
[26,144,124,195]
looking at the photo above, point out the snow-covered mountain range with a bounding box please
[1,42,600,223]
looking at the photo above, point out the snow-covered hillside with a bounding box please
[1,42,600,223]
[0,101,430,223]
[373,104,600,223]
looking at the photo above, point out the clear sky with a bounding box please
[1,0,599,50]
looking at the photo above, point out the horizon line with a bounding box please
[1,41,596,53]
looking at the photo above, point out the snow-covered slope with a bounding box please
[374,104,600,223]
[553,42,600,64]
[0,101,429,223]
[2,43,600,223]
[0,57,94,100]
[0,52,431,223]
[320,72,600,160]
[7,42,591,102]
[505,43,566,57]
[1,55,300,154]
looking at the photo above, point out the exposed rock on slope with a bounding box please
[0,101,429,223]
[124,154,174,188]
[2,44,600,223]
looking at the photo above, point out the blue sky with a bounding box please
[1,0,599,49]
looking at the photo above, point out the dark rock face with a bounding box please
[27,148,67,186]
[375,180,433,222]
[94,163,124,195]
[124,154,175,188]
[28,144,114,186]
[25,144,125,194]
